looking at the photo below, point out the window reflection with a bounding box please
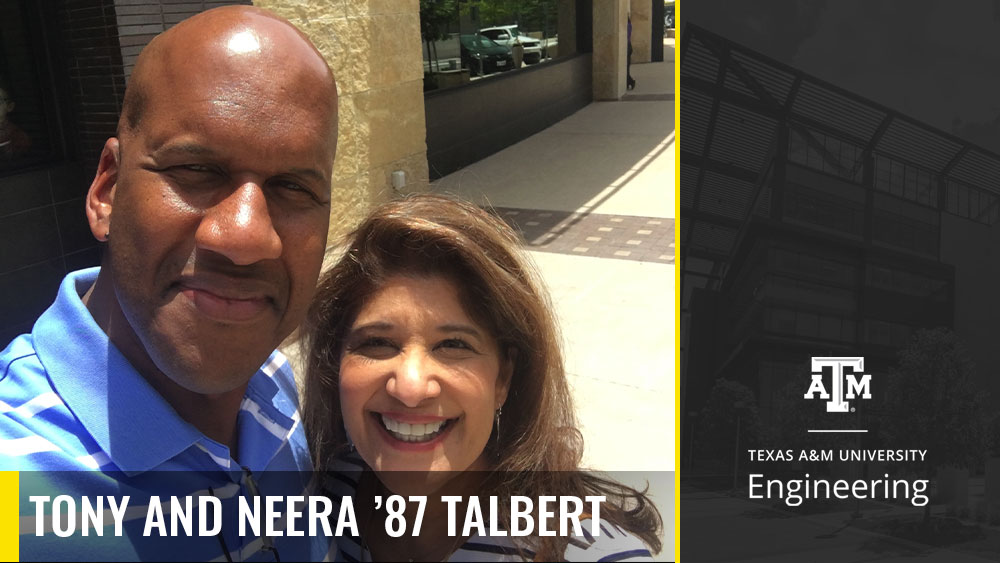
[0,1,54,173]
[0,83,32,161]
[421,0,571,92]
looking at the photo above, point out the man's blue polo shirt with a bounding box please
[0,268,328,560]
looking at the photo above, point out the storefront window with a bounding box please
[0,1,57,174]
[420,0,576,92]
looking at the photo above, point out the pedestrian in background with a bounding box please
[627,15,636,90]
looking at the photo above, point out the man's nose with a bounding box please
[195,181,282,265]
[386,350,442,408]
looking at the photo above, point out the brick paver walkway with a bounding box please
[493,206,674,264]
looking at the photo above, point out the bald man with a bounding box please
[2,7,337,560]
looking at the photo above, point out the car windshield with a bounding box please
[509,27,520,37]
[461,34,500,49]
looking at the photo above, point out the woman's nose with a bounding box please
[386,349,442,407]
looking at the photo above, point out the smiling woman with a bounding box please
[302,194,662,561]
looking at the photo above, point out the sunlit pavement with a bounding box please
[432,38,676,560]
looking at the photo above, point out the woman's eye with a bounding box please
[438,338,474,352]
[350,337,399,359]
[361,337,394,348]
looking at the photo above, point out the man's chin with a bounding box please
[138,303,288,397]
[168,372,256,396]
[148,342,274,396]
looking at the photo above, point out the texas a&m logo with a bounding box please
[804,357,871,412]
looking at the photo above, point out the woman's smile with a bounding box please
[372,412,459,446]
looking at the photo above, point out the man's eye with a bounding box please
[163,164,224,189]
[270,179,324,204]
[167,164,220,176]
[165,164,221,179]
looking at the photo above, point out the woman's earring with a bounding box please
[494,407,502,447]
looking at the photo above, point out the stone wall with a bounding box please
[631,0,652,63]
[255,0,430,244]
[592,0,628,100]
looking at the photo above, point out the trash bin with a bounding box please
[511,42,524,68]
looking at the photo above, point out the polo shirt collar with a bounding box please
[32,269,211,475]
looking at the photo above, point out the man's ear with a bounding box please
[86,138,120,242]
[495,347,517,410]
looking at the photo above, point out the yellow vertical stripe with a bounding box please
[674,2,682,562]
[0,471,18,561]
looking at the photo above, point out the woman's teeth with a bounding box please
[381,415,449,443]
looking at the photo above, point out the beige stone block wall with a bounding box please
[255,0,430,245]
[593,0,628,100]
[630,0,652,63]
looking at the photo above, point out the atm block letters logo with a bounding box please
[804,357,872,412]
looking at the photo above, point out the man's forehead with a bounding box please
[154,6,314,54]
[128,7,335,116]
[117,6,337,173]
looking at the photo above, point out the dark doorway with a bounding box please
[652,0,664,62]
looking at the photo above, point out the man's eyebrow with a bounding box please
[148,146,328,184]
[150,142,217,158]
[288,166,328,184]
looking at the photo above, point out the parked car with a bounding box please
[478,25,543,64]
[459,34,514,76]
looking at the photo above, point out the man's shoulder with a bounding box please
[0,332,39,379]
[0,334,107,471]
